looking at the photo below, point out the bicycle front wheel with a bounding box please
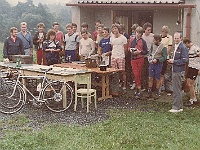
[42,81,73,112]
[0,80,26,114]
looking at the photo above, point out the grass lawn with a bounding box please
[1,101,200,150]
[0,41,200,149]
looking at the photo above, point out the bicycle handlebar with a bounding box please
[39,68,53,73]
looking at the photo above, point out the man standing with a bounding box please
[33,23,46,65]
[142,22,154,91]
[147,35,167,99]
[160,26,173,91]
[3,27,24,60]
[79,31,95,61]
[110,23,127,93]
[63,24,79,61]
[17,22,33,56]
[130,26,148,98]
[52,22,64,47]
[93,20,101,41]
[96,24,104,55]
[79,22,92,39]
[168,32,188,113]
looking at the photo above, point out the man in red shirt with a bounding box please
[52,22,64,62]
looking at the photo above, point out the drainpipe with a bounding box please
[186,7,192,39]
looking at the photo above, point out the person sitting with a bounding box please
[43,29,62,66]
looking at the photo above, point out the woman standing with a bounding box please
[43,29,62,66]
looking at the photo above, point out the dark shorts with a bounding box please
[161,60,167,75]
[149,63,163,80]
[186,67,199,80]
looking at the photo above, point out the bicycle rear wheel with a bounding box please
[0,80,25,114]
[42,81,73,112]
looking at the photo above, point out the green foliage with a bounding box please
[1,102,200,149]
[0,0,71,42]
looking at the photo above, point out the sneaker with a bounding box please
[141,88,146,92]
[185,98,198,106]
[130,83,136,90]
[146,89,152,99]
[122,87,127,93]
[135,92,142,99]
[169,109,183,113]
[190,98,197,103]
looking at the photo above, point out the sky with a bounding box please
[6,0,71,6]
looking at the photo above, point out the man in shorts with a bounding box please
[147,34,167,99]
[183,38,200,106]
[110,23,127,93]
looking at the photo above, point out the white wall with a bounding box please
[71,6,81,31]
[183,0,200,45]
[153,9,182,36]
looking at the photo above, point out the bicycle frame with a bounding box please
[10,70,56,103]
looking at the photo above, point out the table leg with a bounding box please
[63,84,67,108]
[101,75,106,99]
[98,74,112,101]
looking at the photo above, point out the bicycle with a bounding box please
[0,68,73,114]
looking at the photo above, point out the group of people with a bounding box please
[2,20,200,113]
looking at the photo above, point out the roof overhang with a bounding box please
[66,3,196,9]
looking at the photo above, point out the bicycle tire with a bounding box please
[0,80,26,114]
[42,81,73,112]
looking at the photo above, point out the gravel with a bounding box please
[0,95,167,137]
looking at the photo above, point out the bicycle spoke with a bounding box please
[0,80,25,114]
[43,81,73,112]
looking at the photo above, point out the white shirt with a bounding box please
[63,33,79,50]
[110,34,127,58]
[79,38,95,56]
[188,44,200,69]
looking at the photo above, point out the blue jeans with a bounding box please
[65,50,76,61]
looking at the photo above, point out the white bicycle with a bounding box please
[0,68,73,114]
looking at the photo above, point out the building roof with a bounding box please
[77,0,183,4]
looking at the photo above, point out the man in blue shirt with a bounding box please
[3,27,24,60]
[168,32,188,113]
[17,22,33,56]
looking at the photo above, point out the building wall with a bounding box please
[153,9,181,36]
[72,6,181,39]
[71,6,81,31]
[94,9,112,30]
[184,0,200,45]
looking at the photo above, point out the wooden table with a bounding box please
[54,63,122,101]
[0,62,92,107]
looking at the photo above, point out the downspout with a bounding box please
[186,7,192,39]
